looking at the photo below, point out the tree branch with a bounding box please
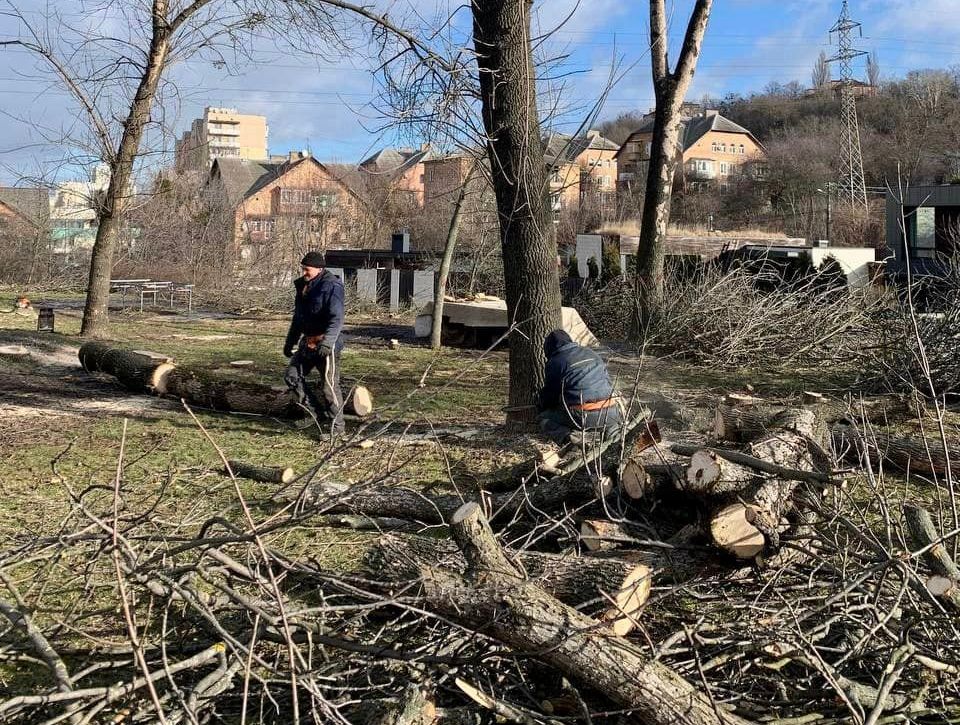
[648,0,668,83]
[673,0,713,91]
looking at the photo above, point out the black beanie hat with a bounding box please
[300,251,325,268]
[544,329,573,358]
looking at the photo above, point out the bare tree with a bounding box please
[867,50,880,88]
[812,50,830,90]
[365,0,570,419]
[431,163,479,350]
[0,2,279,336]
[633,0,713,329]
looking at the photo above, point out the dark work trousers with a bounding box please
[284,346,345,434]
[537,404,622,445]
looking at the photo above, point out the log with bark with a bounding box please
[79,343,375,419]
[684,409,831,559]
[343,384,374,418]
[78,342,175,394]
[298,471,614,527]
[904,504,960,609]
[833,425,960,478]
[368,533,651,635]
[418,503,752,725]
[225,460,295,484]
[159,367,299,417]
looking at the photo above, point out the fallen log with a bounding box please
[619,442,685,500]
[419,503,752,725]
[369,533,650,634]
[671,443,833,486]
[78,342,175,394]
[714,405,779,443]
[685,409,830,560]
[578,519,631,552]
[159,367,299,417]
[298,471,614,526]
[77,340,113,373]
[80,343,375,419]
[833,425,960,478]
[342,383,374,418]
[225,460,295,484]
[904,504,960,609]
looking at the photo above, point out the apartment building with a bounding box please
[543,130,619,214]
[616,110,765,191]
[48,163,112,253]
[175,107,269,172]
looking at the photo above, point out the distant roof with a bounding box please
[543,131,619,166]
[615,111,761,160]
[210,156,365,207]
[682,112,755,148]
[359,147,432,175]
[0,187,49,227]
[210,158,283,202]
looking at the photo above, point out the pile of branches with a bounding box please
[869,261,960,398]
[573,266,884,370]
[645,267,883,369]
[0,401,958,724]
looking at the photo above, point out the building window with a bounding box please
[720,162,729,175]
[550,193,562,211]
[739,144,746,155]
[551,169,561,184]
[280,188,311,204]
[711,142,719,152]
[313,192,338,211]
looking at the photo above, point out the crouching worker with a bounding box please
[536,329,621,445]
[283,251,345,437]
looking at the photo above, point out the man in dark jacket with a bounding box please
[283,251,345,435]
[537,329,621,444]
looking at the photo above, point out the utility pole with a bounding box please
[829,0,868,210]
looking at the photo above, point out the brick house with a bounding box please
[207,152,373,277]
[616,110,766,192]
[543,130,619,214]
[359,145,432,207]
[0,187,49,230]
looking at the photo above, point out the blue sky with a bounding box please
[1,0,959,184]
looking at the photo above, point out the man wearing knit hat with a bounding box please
[283,251,345,436]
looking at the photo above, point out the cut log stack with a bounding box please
[78,342,374,420]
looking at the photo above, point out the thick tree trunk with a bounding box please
[633,0,713,332]
[78,342,174,393]
[634,98,685,324]
[161,367,299,417]
[300,470,613,526]
[420,504,752,725]
[369,533,650,631]
[471,0,562,423]
[81,2,172,337]
[431,165,476,350]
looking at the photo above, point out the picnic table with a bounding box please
[110,279,194,312]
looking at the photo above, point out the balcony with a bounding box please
[207,123,240,135]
